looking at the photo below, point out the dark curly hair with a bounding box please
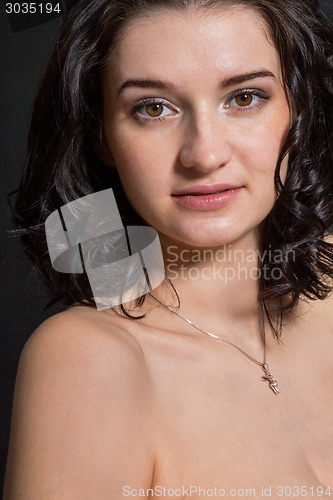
[11,0,333,337]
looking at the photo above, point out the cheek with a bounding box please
[237,114,289,178]
[104,126,170,207]
[256,116,290,188]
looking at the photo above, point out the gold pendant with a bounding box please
[261,363,279,394]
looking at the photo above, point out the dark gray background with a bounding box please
[1,0,333,494]
[1,3,70,493]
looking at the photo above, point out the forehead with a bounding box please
[106,6,283,88]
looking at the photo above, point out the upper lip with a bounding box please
[172,183,243,196]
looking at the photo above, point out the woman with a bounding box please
[4,0,333,497]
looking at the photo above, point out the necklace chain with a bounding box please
[149,294,279,395]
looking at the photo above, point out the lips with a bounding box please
[179,188,230,196]
[172,183,242,196]
[171,183,243,211]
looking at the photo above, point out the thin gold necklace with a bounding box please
[150,294,279,395]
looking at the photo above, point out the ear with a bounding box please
[91,126,116,168]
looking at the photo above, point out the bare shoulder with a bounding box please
[17,306,151,409]
[4,307,155,499]
[22,306,147,378]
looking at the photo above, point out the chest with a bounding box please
[147,336,333,497]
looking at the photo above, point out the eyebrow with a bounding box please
[116,70,276,97]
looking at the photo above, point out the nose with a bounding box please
[179,112,232,173]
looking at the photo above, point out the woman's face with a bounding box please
[102,6,291,249]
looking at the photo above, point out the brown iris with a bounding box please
[235,93,253,106]
[146,103,164,117]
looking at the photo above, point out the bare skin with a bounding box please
[4,6,333,499]
[4,295,333,499]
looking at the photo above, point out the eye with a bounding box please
[142,103,172,118]
[131,99,176,121]
[225,90,270,112]
[234,93,258,107]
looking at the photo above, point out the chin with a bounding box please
[159,224,256,250]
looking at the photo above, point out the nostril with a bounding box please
[179,133,232,173]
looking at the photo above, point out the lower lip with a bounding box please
[172,187,243,211]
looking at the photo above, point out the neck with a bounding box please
[152,230,269,347]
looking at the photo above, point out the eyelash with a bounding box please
[130,98,177,123]
[130,89,271,123]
